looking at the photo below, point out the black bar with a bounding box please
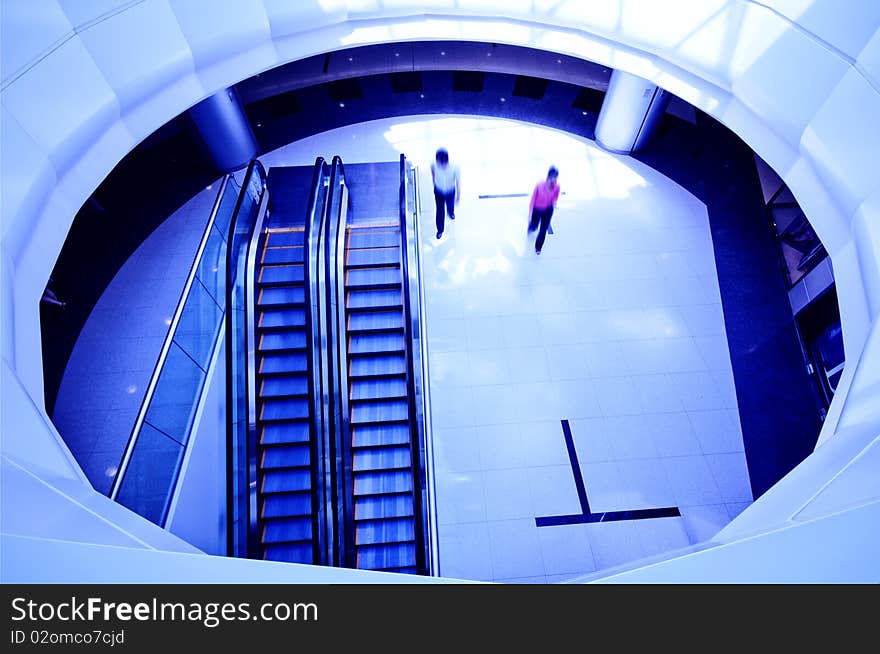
[536,507,681,527]
[560,419,590,515]
[537,419,680,528]
[4,584,853,646]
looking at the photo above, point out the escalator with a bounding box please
[331,159,426,574]
[231,155,432,574]
[345,223,417,572]
[253,162,328,563]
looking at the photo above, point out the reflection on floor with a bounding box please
[263,115,753,583]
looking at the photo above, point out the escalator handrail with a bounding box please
[407,162,440,575]
[225,159,269,558]
[324,155,355,567]
[110,173,232,503]
[398,154,429,574]
[304,156,331,565]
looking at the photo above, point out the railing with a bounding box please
[111,173,240,527]
[398,155,438,575]
[323,156,352,567]
[304,158,331,565]
[410,161,440,575]
[225,160,269,559]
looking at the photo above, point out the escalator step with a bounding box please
[346,247,400,268]
[263,246,304,265]
[259,309,306,329]
[263,468,311,493]
[261,374,309,398]
[262,443,311,469]
[351,399,409,424]
[266,230,304,247]
[352,423,411,448]
[260,330,307,352]
[262,421,310,445]
[355,517,415,546]
[348,309,403,333]
[348,229,400,250]
[264,542,313,564]
[261,397,310,421]
[263,516,312,543]
[350,354,406,378]
[350,378,407,401]
[346,267,401,289]
[349,332,405,355]
[354,470,412,496]
[259,286,305,307]
[355,493,414,521]
[262,492,312,519]
[353,445,412,472]
[260,352,308,374]
[357,542,417,570]
[346,288,401,310]
[259,264,304,285]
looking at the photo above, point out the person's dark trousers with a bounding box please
[434,187,455,233]
[531,206,554,251]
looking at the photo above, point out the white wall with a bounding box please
[1,0,879,580]
[1,359,200,562]
[166,332,228,556]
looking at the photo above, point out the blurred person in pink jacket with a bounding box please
[528,166,560,254]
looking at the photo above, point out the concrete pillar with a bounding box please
[594,69,671,154]
[188,87,258,172]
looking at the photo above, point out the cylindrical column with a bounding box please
[188,88,258,172]
[595,69,671,154]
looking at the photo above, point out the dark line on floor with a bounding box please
[536,419,681,528]
[478,191,567,199]
[561,419,590,514]
[536,507,681,527]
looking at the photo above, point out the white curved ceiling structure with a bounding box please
[2,0,879,580]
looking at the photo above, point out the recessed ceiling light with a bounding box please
[500,97,506,102]
[256,123,261,127]
[582,111,587,115]
[348,57,353,62]
[440,51,446,56]
[395,52,400,57]
[420,93,425,98]
[339,102,345,108]
[557,59,562,64]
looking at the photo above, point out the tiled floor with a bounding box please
[262,115,754,583]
